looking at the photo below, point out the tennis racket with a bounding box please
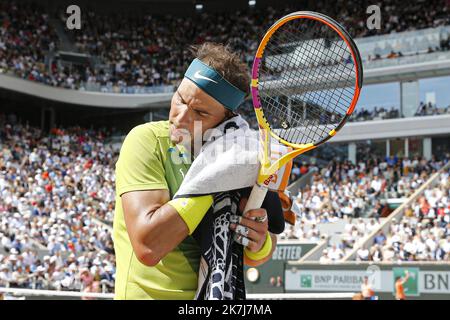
[244,11,363,214]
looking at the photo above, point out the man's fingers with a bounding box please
[233,233,258,251]
[233,233,250,247]
[244,208,267,221]
[239,197,248,213]
[231,224,260,242]
[231,215,267,233]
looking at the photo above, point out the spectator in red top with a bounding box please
[437,204,446,217]
[300,163,309,175]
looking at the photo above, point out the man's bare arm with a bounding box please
[122,189,279,268]
[121,189,189,266]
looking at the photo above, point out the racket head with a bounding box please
[251,11,363,173]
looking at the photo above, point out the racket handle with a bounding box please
[244,183,269,213]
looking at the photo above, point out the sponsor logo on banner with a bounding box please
[421,271,450,294]
[286,270,367,291]
[300,275,312,288]
[285,268,450,296]
[393,267,419,297]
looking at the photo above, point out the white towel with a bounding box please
[175,115,290,197]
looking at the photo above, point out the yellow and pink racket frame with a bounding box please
[250,11,363,185]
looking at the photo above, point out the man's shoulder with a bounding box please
[118,120,171,161]
[122,121,170,148]
[129,120,170,139]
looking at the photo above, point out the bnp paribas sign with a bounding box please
[285,267,450,297]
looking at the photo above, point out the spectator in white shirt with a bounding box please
[319,250,332,264]
[357,247,370,261]
[328,244,344,261]
[370,175,382,194]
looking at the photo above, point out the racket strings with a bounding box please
[266,22,353,124]
[257,17,357,145]
[267,33,352,136]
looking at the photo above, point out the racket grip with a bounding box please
[244,183,269,213]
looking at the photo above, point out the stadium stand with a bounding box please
[1,1,450,92]
[371,168,450,262]
[348,103,450,123]
[0,2,61,86]
[0,112,117,293]
[278,155,449,262]
[241,100,450,130]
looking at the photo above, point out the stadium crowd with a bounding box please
[0,0,449,297]
[357,168,450,262]
[414,102,450,117]
[278,154,449,262]
[1,1,450,91]
[350,107,401,122]
[238,101,450,131]
[0,113,117,293]
[349,103,450,123]
[0,2,61,85]
[320,217,383,262]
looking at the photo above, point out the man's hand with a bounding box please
[229,197,271,254]
[230,208,269,252]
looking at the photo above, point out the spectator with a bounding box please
[374,231,387,246]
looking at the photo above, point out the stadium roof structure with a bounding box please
[0,73,172,109]
[260,55,450,95]
[3,50,449,109]
[329,114,450,143]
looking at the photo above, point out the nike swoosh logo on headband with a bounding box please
[193,70,218,84]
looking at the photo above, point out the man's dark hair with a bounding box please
[190,42,250,98]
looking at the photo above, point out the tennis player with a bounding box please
[113,43,280,299]
[395,270,410,300]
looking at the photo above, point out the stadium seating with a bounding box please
[0,113,116,292]
[278,155,449,263]
[373,168,450,261]
[1,1,450,92]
